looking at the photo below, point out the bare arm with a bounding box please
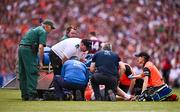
[38,44,44,69]
[141,67,151,93]
[127,67,137,94]
[141,76,149,93]
[119,67,125,78]
[128,79,136,94]
[128,73,144,79]
[119,62,125,78]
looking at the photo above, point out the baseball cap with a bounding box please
[135,52,150,60]
[42,19,56,29]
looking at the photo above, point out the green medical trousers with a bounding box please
[18,45,39,99]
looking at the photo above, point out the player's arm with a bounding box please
[128,79,136,94]
[127,67,137,94]
[38,44,44,68]
[125,65,136,94]
[119,62,126,78]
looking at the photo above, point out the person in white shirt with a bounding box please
[49,38,92,76]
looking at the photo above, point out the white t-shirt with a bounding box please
[51,38,82,59]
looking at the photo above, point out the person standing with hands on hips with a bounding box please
[18,19,56,101]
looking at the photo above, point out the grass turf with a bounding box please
[0,89,179,112]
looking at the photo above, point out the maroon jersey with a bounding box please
[89,39,102,54]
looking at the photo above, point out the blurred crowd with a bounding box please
[0,0,179,86]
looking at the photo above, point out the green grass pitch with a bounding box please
[0,89,179,112]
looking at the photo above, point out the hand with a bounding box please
[80,58,85,62]
[127,91,131,95]
[128,74,143,79]
[39,62,43,69]
[128,74,134,79]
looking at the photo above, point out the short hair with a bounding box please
[102,43,112,51]
[81,39,92,51]
[70,56,79,60]
[89,31,96,36]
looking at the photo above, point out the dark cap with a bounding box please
[135,52,150,60]
[42,19,56,29]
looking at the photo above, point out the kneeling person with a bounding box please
[132,52,176,101]
[54,56,90,101]
[90,43,120,101]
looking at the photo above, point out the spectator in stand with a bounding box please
[161,56,172,85]
[169,65,180,88]
[0,1,179,87]
[169,55,180,88]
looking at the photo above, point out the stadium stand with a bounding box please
[0,0,179,87]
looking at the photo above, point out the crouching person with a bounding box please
[131,52,178,101]
[54,56,90,101]
[90,43,120,101]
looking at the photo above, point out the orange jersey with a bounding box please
[144,61,164,87]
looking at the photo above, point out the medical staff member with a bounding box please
[18,19,55,101]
